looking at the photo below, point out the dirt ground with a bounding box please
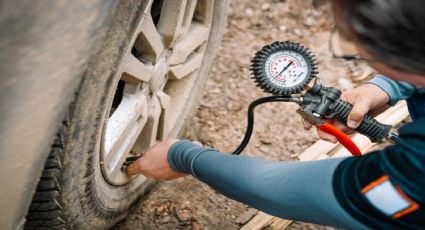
[115,0,373,229]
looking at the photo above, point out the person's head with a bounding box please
[330,0,425,86]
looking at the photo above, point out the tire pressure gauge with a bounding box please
[230,40,395,157]
[250,41,318,95]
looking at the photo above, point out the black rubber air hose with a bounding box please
[232,96,296,155]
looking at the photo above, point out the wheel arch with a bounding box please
[0,1,117,228]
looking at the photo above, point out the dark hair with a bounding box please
[333,0,425,73]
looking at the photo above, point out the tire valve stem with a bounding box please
[121,156,141,172]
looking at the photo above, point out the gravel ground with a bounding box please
[115,0,373,229]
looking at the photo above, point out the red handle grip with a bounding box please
[317,122,362,156]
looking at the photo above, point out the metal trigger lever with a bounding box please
[297,109,361,156]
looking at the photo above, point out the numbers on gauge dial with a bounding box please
[265,50,309,88]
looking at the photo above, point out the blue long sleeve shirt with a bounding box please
[167,75,425,229]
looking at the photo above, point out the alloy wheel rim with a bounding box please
[101,0,214,185]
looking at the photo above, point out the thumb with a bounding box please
[347,99,370,129]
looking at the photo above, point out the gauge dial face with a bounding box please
[265,50,309,88]
[251,41,317,95]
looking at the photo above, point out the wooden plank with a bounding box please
[298,140,338,161]
[269,219,292,229]
[240,102,409,230]
[332,102,408,158]
[239,211,275,230]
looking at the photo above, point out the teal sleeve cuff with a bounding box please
[367,74,416,105]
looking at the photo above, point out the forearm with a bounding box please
[168,140,366,228]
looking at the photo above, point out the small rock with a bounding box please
[312,9,323,18]
[158,215,172,224]
[293,28,302,36]
[259,145,270,153]
[229,82,237,89]
[290,153,299,158]
[176,209,192,222]
[200,101,212,108]
[279,25,288,32]
[303,16,316,27]
[155,205,165,215]
[226,102,243,111]
[211,88,222,94]
[261,3,270,11]
[244,7,254,17]
[235,208,258,224]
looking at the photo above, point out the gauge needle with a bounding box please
[276,61,293,77]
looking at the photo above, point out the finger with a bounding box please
[136,151,145,157]
[301,117,313,130]
[317,128,338,143]
[330,120,351,133]
[126,160,142,175]
[340,93,349,102]
[320,119,350,133]
[347,99,370,129]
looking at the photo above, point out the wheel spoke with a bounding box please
[180,0,198,38]
[134,15,165,63]
[168,23,209,65]
[121,54,153,83]
[156,91,172,140]
[169,53,203,80]
[104,93,148,174]
[127,0,154,46]
[192,0,214,25]
[131,95,162,153]
[157,0,187,47]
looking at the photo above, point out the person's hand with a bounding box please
[126,139,188,181]
[303,84,390,143]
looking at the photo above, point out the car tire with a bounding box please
[24,0,228,229]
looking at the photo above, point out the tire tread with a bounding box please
[24,131,67,230]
